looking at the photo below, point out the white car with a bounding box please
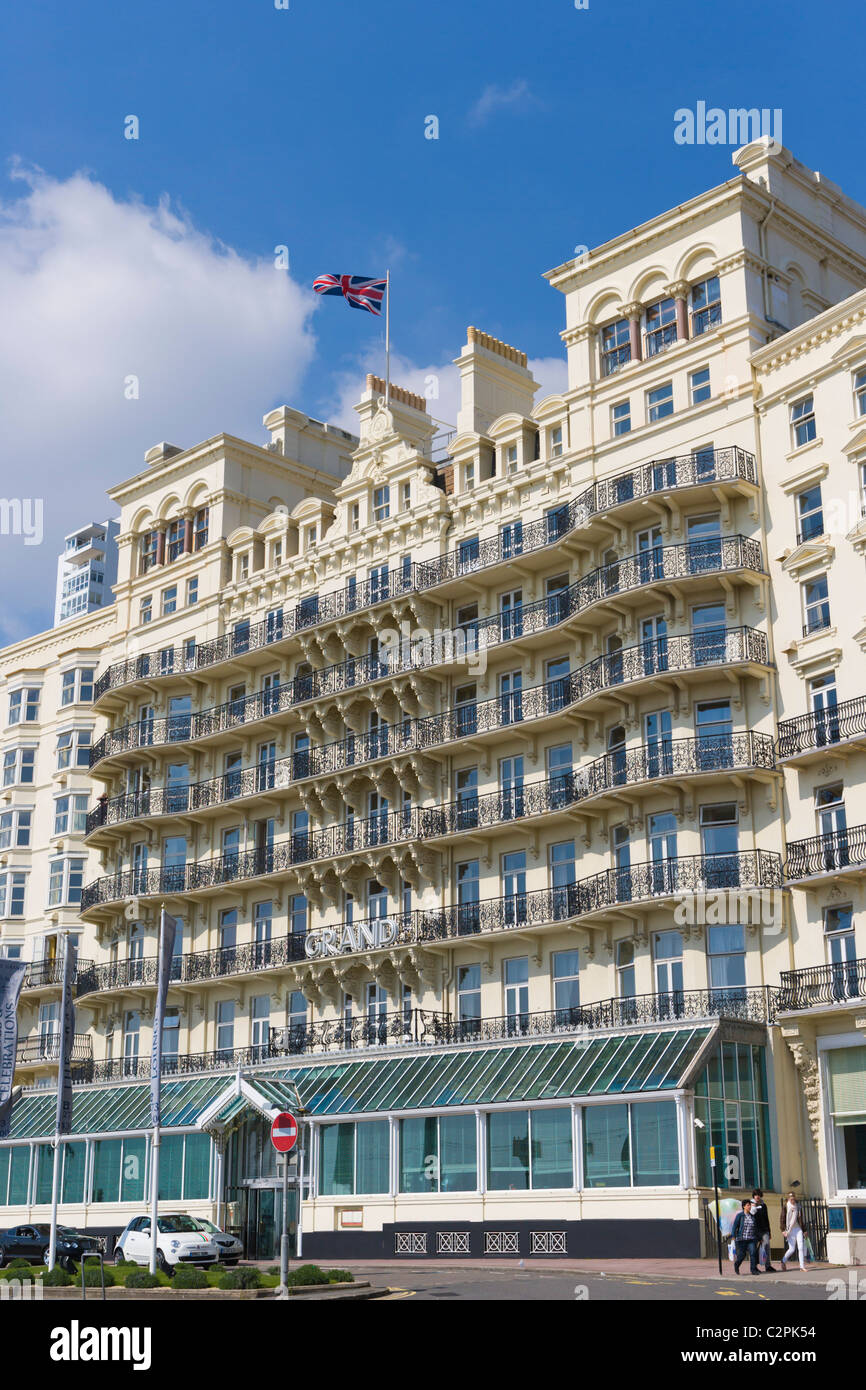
[114,1214,219,1273]
[190,1218,243,1264]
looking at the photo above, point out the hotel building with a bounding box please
[2,137,866,1265]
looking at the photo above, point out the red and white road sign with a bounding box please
[271,1111,299,1153]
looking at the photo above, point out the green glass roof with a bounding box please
[3,1028,711,1140]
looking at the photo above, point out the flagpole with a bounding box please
[150,905,165,1275]
[47,931,69,1272]
[385,269,391,409]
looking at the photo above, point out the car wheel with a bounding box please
[113,1244,126,1265]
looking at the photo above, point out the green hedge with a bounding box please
[286,1263,329,1287]
[172,1266,209,1289]
[41,1266,73,1287]
[124,1269,161,1289]
[327,1269,355,1284]
[73,1264,117,1287]
[218,1266,262,1290]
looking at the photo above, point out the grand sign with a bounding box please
[304,918,400,958]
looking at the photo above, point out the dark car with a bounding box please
[0,1223,99,1271]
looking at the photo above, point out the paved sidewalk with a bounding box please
[280,1256,858,1286]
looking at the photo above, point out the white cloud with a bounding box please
[0,164,318,645]
[467,79,539,127]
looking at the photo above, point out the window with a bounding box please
[161,585,177,616]
[803,574,830,635]
[601,316,631,376]
[373,486,390,522]
[552,949,581,1015]
[216,1000,235,1057]
[855,367,866,417]
[611,399,631,436]
[0,871,26,917]
[193,507,209,550]
[166,517,185,563]
[48,857,85,907]
[139,594,152,625]
[8,687,40,725]
[320,1120,391,1196]
[644,296,677,357]
[457,963,481,1026]
[56,727,92,769]
[647,382,673,423]
[694,1043,772,1190]
[139,530,158,573]
[399,1115,477,1194]
[464,460,475,490]
[691,276,721,335]
[791,394,816,449]
[549,424,563,458]
[824,905,857,997]
[487,1109,573,1190]
[826,1046,866,1190]
[305,525,317,551]
[53,794,88,836]
[60,668,94,706]
[796,484,823,543]
[689,366,711,405]
[350,501,360,532]
[186,576,198,605]
[401,481,411,511]
[2,747,36,786]
[0,809,32,849]
[505,443,518,474]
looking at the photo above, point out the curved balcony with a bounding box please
[15,1033,93,1067]
[22,958,93,992]
[75,933,308,999]
[774,957,866,1012]
[785,824,866,884]
[88,529,765,772]
[93,447,757,703]
[81,846,782,934]
[86,684,774,838]
[777,695,866,764]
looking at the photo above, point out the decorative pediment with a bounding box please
[830,335,866,365]
[847,516,866,556]
[779,460,828,495]
[780,538,834,577]
[842,427,866,459]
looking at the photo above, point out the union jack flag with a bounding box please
[312,273,387,316]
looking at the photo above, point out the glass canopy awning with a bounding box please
[2,1025,713,1141]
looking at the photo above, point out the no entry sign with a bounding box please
[271,1111,299,1153]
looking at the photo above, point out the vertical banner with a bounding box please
[150,909,177,1126]
[55,938,78,1136]
[0,958,27,1138]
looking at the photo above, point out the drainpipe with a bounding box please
[758,199,789,335]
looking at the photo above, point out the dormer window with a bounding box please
[373,486,390,523]
[401,481,411,511]
[238,553,250,582]
[600,317,631,377]
[506,444,518,475]
[350,502,360,532]
[690,277,721,336]
[273,539,283,568]
[465,461,476,491]
[306,525,317,551]
[644,297,677,357]
[549,425,563,458]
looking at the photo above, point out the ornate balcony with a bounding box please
[774,957,866,1012]
[81,849,783,930]
[777,696,866,764]
[75,933,308,999]
[22,958,93,992]
[89,559,766,772]
[785,824,866,883]
[92,447,757,703]
[86,710,775,838]
[15,1033,93,1067]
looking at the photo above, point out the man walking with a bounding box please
[751,1188,776,1272]
[731,1198,761,1275]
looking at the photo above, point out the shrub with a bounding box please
[5,1258,31,1270]
[267,1266,280,1277]
[286,1263,329,1287]
[218,1266,262,1290]
[73,1264,116,1287]
[327,1269,355,1284]
[124,1269,161,1289]
[41,1266,73,1287]
[172,1266,208,1289]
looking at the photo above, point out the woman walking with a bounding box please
[780,1191,808,1272]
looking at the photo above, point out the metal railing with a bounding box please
[774,957,866,1011]
[81,849,783,922]
[785,823,866,880]
[89,528,765,769]
[777,696,866,760]
[86,714,775,836]
[16,1033,93,1065]
[92,447,757,700]
[75,933,309,998]
[22,958,93,990]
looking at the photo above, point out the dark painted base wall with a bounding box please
[304,1219,703,1261]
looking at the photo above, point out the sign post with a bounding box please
[271,1111,298,1297]
[709,1145,723,1275]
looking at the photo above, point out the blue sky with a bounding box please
[0,0,864,638]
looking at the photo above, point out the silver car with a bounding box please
[190,1217,243,1264]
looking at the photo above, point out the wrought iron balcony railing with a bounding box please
[774,957,866,1011]
[86,711,775,836]
[21,958,93,990]
[785,824,866,881]
[81,848,783,929]
[75,933,308,998]
[93,447,757,701]
[89,529,765,770]
[777,696,866,760]
[16,1033,93,1066]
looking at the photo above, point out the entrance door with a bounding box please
[243,1187,297,1261]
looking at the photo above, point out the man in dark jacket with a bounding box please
[731,1199,761,1275]
[751,1188,776,1272]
